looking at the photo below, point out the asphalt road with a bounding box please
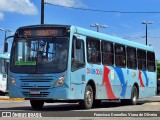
[0,95,160,120]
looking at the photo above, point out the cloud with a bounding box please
[45,0,87,8]
[0,0,38,16]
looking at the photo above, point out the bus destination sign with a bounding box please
[18,27,67,37]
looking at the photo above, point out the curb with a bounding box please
[0,96,24,101]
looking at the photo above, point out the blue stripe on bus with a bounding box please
[113,67,127,98]
[142,71,149,87]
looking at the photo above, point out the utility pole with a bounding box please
[41,0,44,24]
[142,21,153,45]
[90,23,107,32]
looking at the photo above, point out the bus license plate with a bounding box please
[30,90,40,94]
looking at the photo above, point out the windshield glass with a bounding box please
[10,37,69,73]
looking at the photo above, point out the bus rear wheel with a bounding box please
[30,100,44,110]
[79,85,93,109]
[121,86,138,105]
[130,86,138,105]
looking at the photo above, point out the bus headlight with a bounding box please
[10,76,16,85]
[55,74,66,87]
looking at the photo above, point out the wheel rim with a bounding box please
[86,88,93,105]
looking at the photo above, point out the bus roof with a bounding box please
[73,26,154,52]
[14,24,154,52]
[0,54,10,59]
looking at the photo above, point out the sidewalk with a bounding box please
[0,96,9,100]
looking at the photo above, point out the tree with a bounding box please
[157,61,160,78]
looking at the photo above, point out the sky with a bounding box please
[0,0,160,60]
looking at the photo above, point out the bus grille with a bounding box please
[21,86,51,89]
[19,76,53,82]
[22,91,49,98]
[19,76,55,89]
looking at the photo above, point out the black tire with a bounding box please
[30,100,44,110]
[157,87,160,94]
[130,86,138,105]
[79,85,93,109]
[121,86,138,105]
[0,91,6,96]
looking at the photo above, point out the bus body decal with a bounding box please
[142,71,149,87]
[113,67,127,98]
[87,68,102,75]
[103,66,116,99]
[138,71,145,87]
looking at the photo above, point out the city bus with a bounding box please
[5,24,156,109]
[0,53,9,94]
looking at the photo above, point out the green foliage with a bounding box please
[157,62,160,78]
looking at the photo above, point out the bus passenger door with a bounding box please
[70,35,86,99]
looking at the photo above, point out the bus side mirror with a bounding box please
[4,42,8,53]
[76,39,81,49]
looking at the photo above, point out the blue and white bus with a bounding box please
[5,24,156,109]
[0,53,9,94]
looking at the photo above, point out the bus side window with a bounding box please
[137,49,146,70]
[72,37,85,71]
[147,52,155,72]
[87,37,101,64]
[127,47,137,69]
[115,44,126,67]
[102,41,114,65]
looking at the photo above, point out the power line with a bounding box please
[148,36,160,38]
[123,36,145,40]
[45,2,160,14]
[123,36,145,39]
[123,36,160,40]
[45,2,160,40]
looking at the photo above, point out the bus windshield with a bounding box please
[10,37,69,73]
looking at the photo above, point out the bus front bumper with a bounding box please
[9,85,70,100]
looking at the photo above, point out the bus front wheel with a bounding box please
[30,100,44,110]
[79,85,93,109]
